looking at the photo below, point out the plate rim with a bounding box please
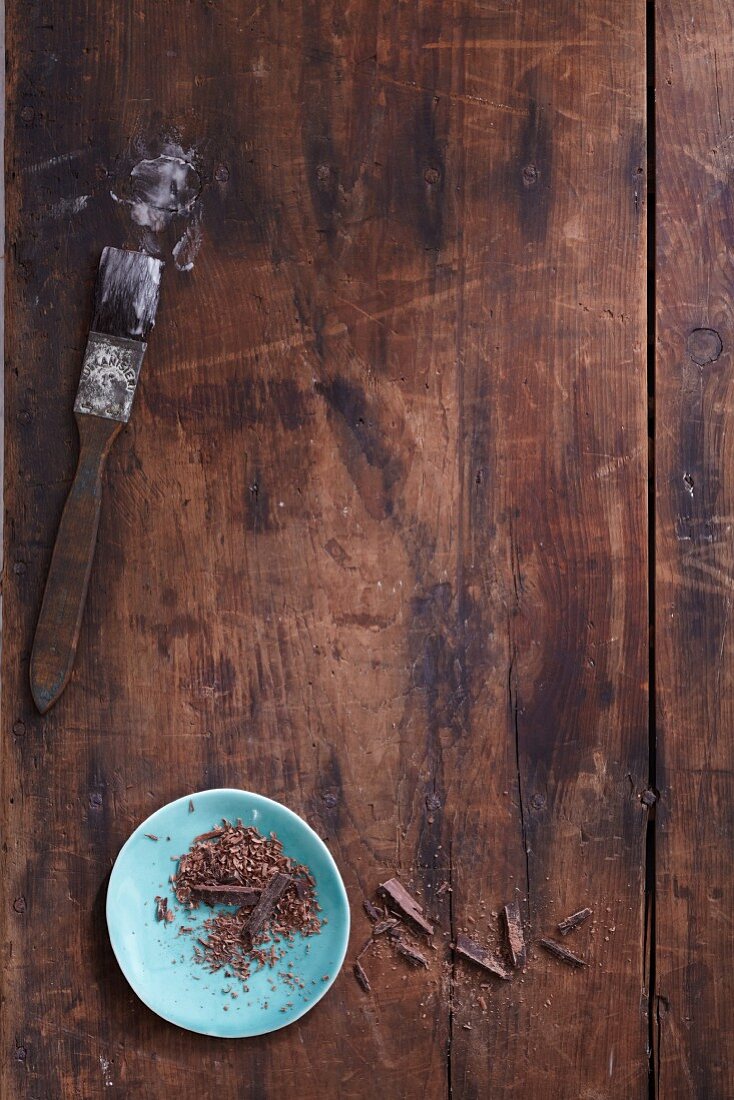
[106,786,351,1038]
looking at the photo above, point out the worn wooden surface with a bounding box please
[656,2,734,1096]
[4,1,648,1097]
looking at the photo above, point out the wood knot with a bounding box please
[686,327,722,365]
[522,164,539,187]
[424,167,441,185]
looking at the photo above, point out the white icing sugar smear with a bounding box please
[172,221,203,272]
[111,149,204,272]
[129,155,201,230]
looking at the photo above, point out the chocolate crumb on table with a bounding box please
[539,938,586,968]
[557,907,592,935]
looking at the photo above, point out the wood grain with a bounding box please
[656,2,734,1095]
[4,0,647,1096]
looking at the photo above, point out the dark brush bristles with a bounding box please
[91,247,163,341]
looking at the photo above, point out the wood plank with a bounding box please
[3,0,648,1097]
[656,2,734,1095]
[440,2,650,1094]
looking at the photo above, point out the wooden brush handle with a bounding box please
[30,413,122,713]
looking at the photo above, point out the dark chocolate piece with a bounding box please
[190,884,261,906]
[373,918,400,936]
[356,937,374,960]
[539,938,586,968]
[378,878,434,935]
[353,960,372,993]
[502,901,526,968]
[242,872,292,943]
[194,827,226,843]
[395,940,429,968]
[171,820,322,986]
[454,933,511,980]
[155,896,168,922]
[558,907,592,935]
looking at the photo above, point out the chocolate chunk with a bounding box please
[353,960,372,993]
[454,933,511,980]
[557,907,592,935]
[539,938,586,968]
[373,918,400,936]
[242,872,292,944]
[378,878,434,935]
[502,901,526,968]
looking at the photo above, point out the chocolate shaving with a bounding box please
[155,896,169,922]
[558,907,592,935]
[363,899,382,923]
[242,872,292,944]
[539,938,586,968]
[373,918,400,936]
[378,878,434,935]
[356,937,375,960]
[145,833,159,841]
[502,901,526,968]
[194,827,226,843]
[454,933,511,980]
[353,960,372,992]
[188,799,195,813]
[395,940,429,968]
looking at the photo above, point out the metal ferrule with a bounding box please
[73,331,147,423]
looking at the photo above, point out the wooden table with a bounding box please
[3,1,732,1096]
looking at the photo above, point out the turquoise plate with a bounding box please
[106,788,350,1037]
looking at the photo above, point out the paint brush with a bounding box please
[30,247,164,714]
